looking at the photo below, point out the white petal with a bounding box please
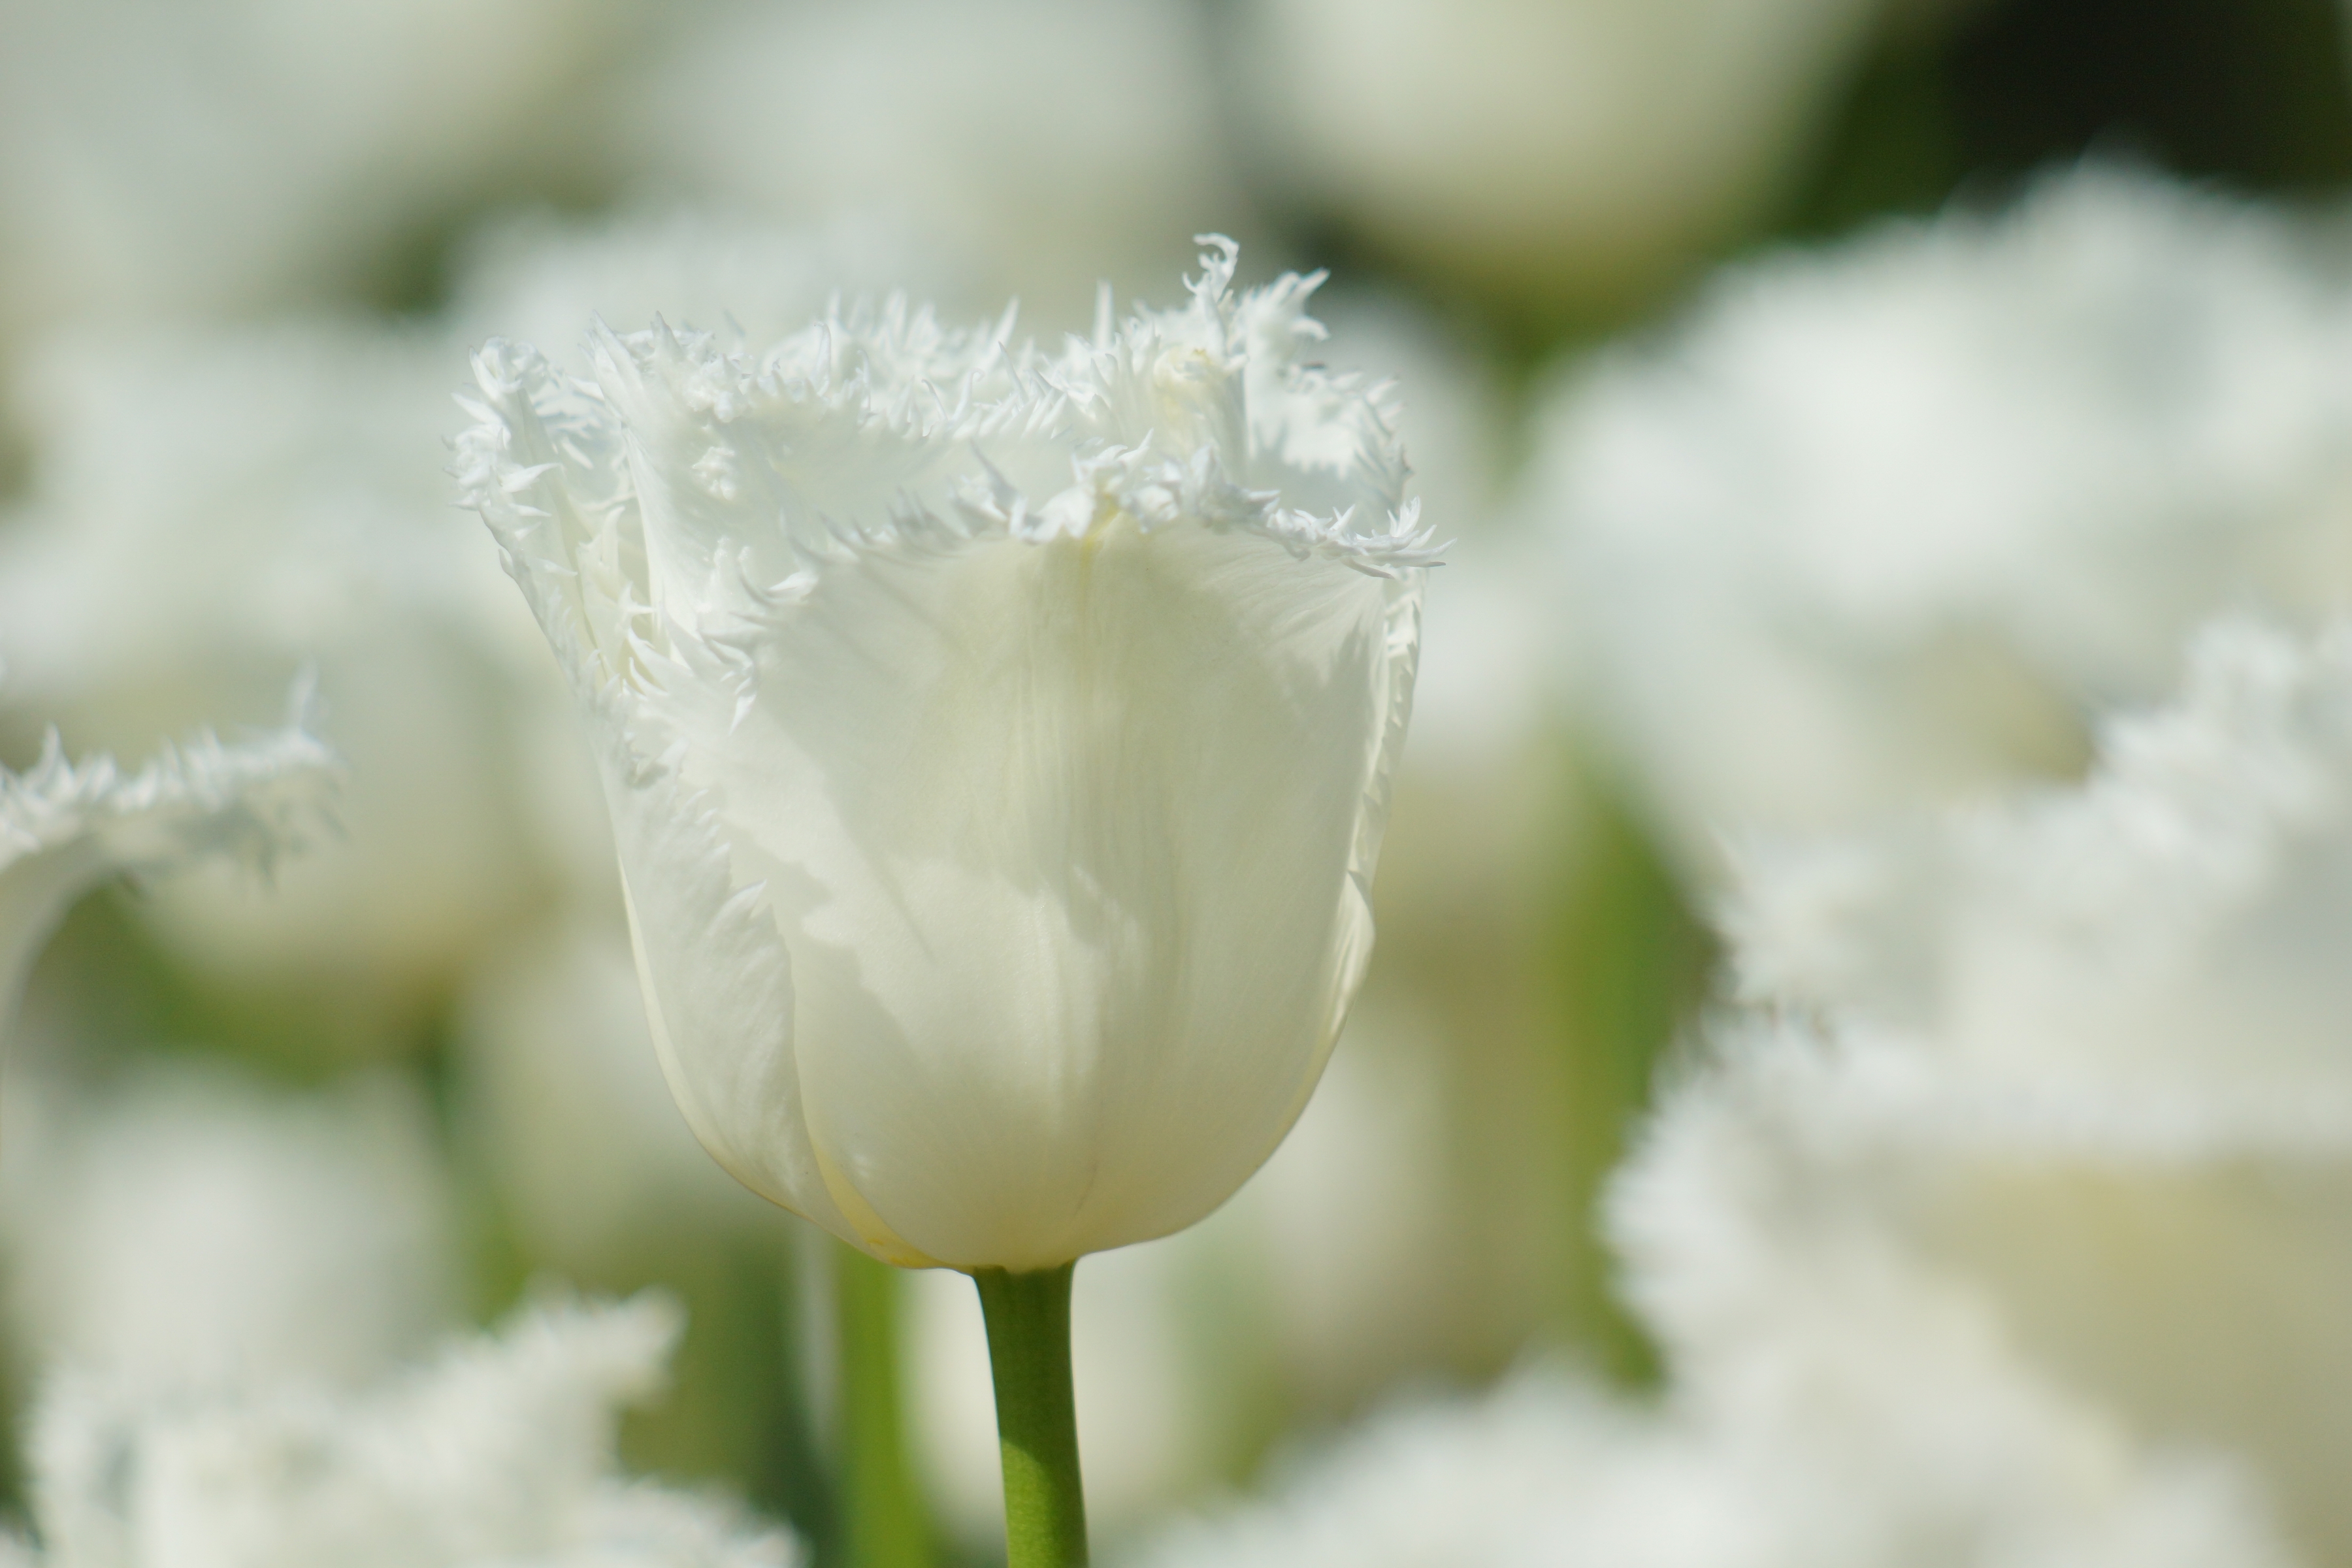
[1662,619,2352,1563]
[597,679,860,1256]
[649,517,1416,1269]
[0,685,336,1030]
[461,247,1431,1269]
[1533,165,2352,877]
[465,343,857,1253]
[25,1296,802,1568]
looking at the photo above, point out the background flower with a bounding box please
[1619,621,2352,1563]
[14,1296,800,1568]
[598,0,1261,336]
[0,689,334,1024]
[0,0,633,363]
[1230,0,1893,318]
[1531,165,2352,876]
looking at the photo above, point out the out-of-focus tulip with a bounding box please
[0,688,333,1024]
[1530,167,2352,878]
[1122,1355,2280,1568]
[0,0,628,363]
[458,242,1435,1272]
[1619,621,2352,1565]
[16,1296,800,1568]
[451,210,955,382]
[602,0,1262,336]
[0,1062,455,1391]
[0,325,542,1004]
[451,916,772,1276]
[1232,0,1885,315]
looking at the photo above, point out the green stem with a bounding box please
[834,1240,931,1568]
[972,1262,1088,1568]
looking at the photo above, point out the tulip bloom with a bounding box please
[0,687,335,1034]
[457,240,1434,1275]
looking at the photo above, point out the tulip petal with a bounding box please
[463,347,864,1253]
[647,515,1417,1269]
[0,687,336,1034]
[462,245,1433,1269]
[596,687,868,1256]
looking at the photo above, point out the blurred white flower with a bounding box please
[0,324,544,1003]
[1610,1025,2296,1568]
[1531,166,2352,875]
[459,240,1433,1271]
[0,688,333,1023]
[452,916,772,1276]
[1121,1355,2272,1568]
[603,0,1262,335]
[1725,617,2352,1103]
[1232,0,1884,310]
[1123,1367,1684,1568]
[1,1062,456,1392]
[18,1296,800,1568]
[1283,302,1586,1386]
[1619,619,2352,1563]
[1203,998,1470,1407]
[0,0,626,358]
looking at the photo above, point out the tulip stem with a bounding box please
[973,1262,1087,1568]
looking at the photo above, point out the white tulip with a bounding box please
[1529,167,2352,877]
[1231,0,1884,310]
[20,1296,799,1568]
[1119,1359,2276,1568]
[0,686,333,1024]
[1620,621,2352,1563]
[0,0,627,360]
[457,241,1433,1272]
[1,1062,457,1394]
[604,0,1259,336]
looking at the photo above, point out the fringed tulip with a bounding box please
[457,240,1433,1273]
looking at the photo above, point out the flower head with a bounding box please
[1620,619,2352,1563]
[1,1062,456,1393]
[604,0,1251,335]
[0,681,335,1028]
[0,321,532,994]
[20,1296,799,1568]
[458,240,1432,1271]
[1122,1354,2274,1568]
[1233,0,1884,310]
[1529,166,2352,873]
